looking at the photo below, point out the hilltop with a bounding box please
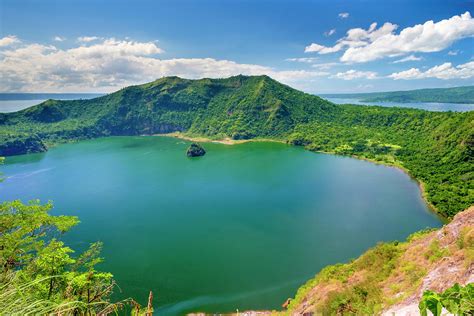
[321,85,474,104]
[0,75,473,218]
[0,75,335,146]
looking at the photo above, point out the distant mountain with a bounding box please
[0,93,104,101]
[321,86,474,104]
[0,75,472,218]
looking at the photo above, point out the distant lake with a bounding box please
[325,97,474,112]
[0,137,442,314]
[2,94,471,113]
[0,93,103,113]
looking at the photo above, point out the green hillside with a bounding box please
[0,75,473,218]
[322,85,474,104]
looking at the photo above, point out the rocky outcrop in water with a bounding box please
[186,143,206,157]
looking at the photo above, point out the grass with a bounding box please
[284,225,466,315]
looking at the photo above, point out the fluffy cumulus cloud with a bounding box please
[0,36,328,92]
[305,43,343,54]
[53,36,66,42]
[305,12,474,63]
[389,61,474,80]
[0,35,20,47]
[333,69,378,80]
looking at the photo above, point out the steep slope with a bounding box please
[285,206,474,315]
[0,75,335,144]
[0,75,472,218]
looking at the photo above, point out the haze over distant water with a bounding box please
[1,92,471,114]
[324,97,474,112]
[0,93,104,113]
[0,136,442,314]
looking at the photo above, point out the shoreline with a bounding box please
[14,132,447,222]
[155,132,286,145]
[352,155,445,222]
[156,132,446,222]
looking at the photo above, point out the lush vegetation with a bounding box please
[287,105,473,218]
[0,75,472,219]
[0,199,154,315]
[419,283,474,316]
[0,75,472,314]
[322,85,474,104]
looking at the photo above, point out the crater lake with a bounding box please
[0,136,442,314]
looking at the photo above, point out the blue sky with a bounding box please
[1,0,473,93]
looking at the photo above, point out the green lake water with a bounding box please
[0,136,442,314]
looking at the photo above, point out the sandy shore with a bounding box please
[155,132,285,145]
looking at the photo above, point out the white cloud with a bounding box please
[0,37,327,92]
[285,57,319,63]
[305,42,344,54]
[448,50,459,56]
[305,12,474,63]
[77,36,100,42]
[324,29,336,37]
[389,61,474,80]
[0,35,20,47]
[391,55,423,63]
[311,62,341,70]
[339,12,349,19]
[333,69,378,80]
[53,36,66,42]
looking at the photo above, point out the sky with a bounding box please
[0,0,473,93]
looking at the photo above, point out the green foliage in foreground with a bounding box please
[419,283,474,316]
[0,75,473,218]
[0,200,143,315]
[321,85,474,104]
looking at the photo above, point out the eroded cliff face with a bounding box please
[285,207,473,315]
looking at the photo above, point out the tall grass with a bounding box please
[0,273,138,315]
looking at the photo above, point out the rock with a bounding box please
[186,143,206,157]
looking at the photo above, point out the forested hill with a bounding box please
[321,85,474,104]
[0,75,473,218]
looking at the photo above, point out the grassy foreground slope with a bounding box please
[285,206,474,315]
[0,75,473,218]
[321,85,474,104]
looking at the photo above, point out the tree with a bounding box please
[0,200,137,314]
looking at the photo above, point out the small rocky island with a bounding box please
[186,143,206,157]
